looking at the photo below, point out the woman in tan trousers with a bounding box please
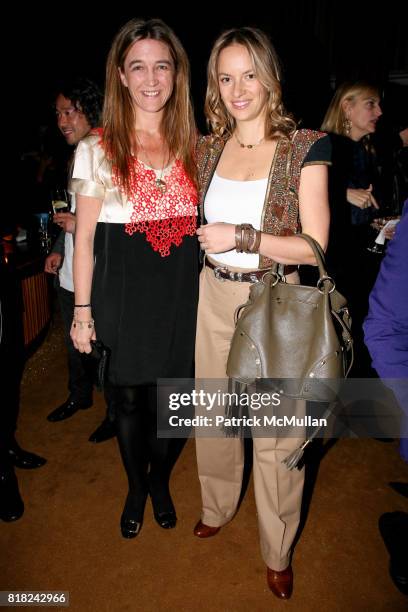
[194,27,331,599]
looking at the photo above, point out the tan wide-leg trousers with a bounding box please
[195,262,305,571]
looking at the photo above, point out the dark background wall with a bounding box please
[13,2,408,153]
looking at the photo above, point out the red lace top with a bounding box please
[91,128,197,258]
[119,159,197,258]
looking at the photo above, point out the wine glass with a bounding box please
[51,188,70,214]
[367,218,386,254]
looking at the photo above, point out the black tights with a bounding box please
[110,385,174,517]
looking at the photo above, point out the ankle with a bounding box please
[148,484,174,514]
[123,490,147,519]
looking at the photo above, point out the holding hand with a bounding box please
[196,222,235,254]
[347,184,379,210]
[53,212,76,234]
[384,226,396,240]
[44,252,62,275]
[70,306,96,354]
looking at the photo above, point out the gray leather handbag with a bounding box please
[226,234,353,402]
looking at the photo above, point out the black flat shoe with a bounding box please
[148,476,177,529]
[153,510,177,529]
[120,516,142,538]
[379,512,408,595]
[47,399,92,422]
[88,418,116,443]
[120,492,146,539]
[0,471,24,522]
[389,482,408,499]
[8,443,47,470]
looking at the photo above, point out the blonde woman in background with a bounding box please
[322,81,383,376]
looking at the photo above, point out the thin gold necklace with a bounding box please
[234,133,264,149]
[136,134,168,193]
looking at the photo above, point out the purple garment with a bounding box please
[363,201,408,461]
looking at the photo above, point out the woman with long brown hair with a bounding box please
[70,18,198,538]
[194,27,331,599]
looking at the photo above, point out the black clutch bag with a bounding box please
[88,340,111,390]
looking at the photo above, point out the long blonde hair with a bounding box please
[103,17,196,192]
[321,81,380,136]
[205,27,296,139]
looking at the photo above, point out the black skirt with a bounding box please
[91,222,199,386]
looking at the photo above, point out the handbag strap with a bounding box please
[271,233,329,285]
[296,235,354,372]
[294,233,329,278]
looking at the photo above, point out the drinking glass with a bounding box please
[367,217,386,254]
[367,217,399,254]
[51,188,70,214]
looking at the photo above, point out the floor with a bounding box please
[1,317,407,611]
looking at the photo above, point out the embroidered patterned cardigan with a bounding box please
[196,128,328,269]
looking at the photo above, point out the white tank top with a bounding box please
[204,172,267,268]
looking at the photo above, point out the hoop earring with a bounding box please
[343,118,352,136]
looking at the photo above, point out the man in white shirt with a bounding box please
[45,78,115,443]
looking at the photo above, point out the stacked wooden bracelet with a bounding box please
[235,224,262,253]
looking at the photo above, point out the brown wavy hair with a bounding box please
[205,27,296,140]
[321,81,380,136]
[103,18,196,192]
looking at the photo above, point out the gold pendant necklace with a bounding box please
[136,134,168,193]
[234,133,264,149]
[155,177,167,193]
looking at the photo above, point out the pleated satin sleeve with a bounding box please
[70,134,107,200]
[70,134,133,223]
